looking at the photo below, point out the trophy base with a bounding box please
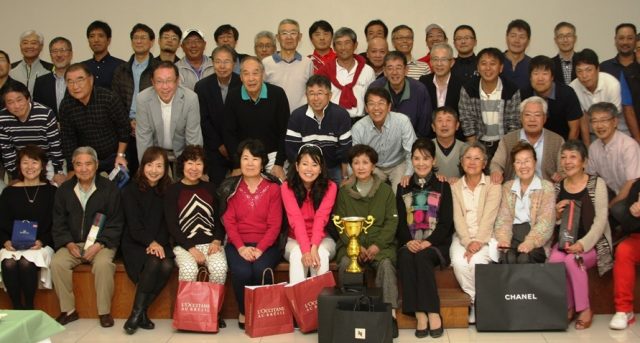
[340,271,365,289]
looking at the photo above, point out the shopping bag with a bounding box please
[317,287,382,343]
[245,268,294,337]
[11,220,37,250]
[559,200,581,251]
[284,271,336,333]
[331,295,393,343]
[172,267,225,332]
[476,263,567,331]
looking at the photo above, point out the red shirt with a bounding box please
[309,49,336,74]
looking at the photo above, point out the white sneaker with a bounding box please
[609,312,635,330]
[468,305,476,324]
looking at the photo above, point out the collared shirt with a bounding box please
[74,178,97,210]
[586,130,640,194]
[129,55,150,119]
[501,54,531,90]
[433,73,451,107]
[159,96,173,150]
[461,173,489,237]
[351,111,417,175]
[407,59,431,80]
[519,129,544,177]
[480,78,504,142]
[309,49,336,73]
[83,53,125,89]
[560,57,574,85]
[54,72,66,110]
[218,80,229,104]
[511,175,543,224]
[570,72,628,136]
[331,59,376,118]
[240,83,268,104]
[264,51,313,110]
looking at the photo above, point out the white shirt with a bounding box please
[461,174,489,237]
[511,175,543,224]
[570,72,627,135]
[331,60,376,118]
[519,129,545,177]
[159,97,173,150]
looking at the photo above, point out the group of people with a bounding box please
[0,15,639,339]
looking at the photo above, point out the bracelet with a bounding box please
[117,153,126,158]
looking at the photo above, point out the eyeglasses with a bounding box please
[514,158,535,166]
[50,48,71,54]
[463,156,485,162]
[132,35,150,41]
[67,77,88,86]
[384,65,405,72]
[279,31,299,38]
[214,59,233,66]
[431,57,452,64]
[255,44,274,50]
[590,117,614,125]
[366,101,388,108]
[306,91,328,98]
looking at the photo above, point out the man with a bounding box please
[263,19,314,111]
[223,57,290,180]
[585,102,640,221]
[431,106,467,181]
[58,63,130,174]
[502,19,532,91]
[352,87,417,193]
[156,23,182,63]
[213,24,249,74]
[636,33,640,63]
[364,19,388,41]
[285,75,352,184]
[82,21,125,89]
[308,20,336,73]
[111,23,159,175]
[459,47,522,163]
[365,37,388,79]
[418,24,448,69]
[370,51,432,137]
[136,62,202,161]
[33,37,73,116]
[9,30,52,94]
[51,146,124,327]
[317,27,376,121]
[490,96,564,184]
[391,25,431,80]
[569,49,631,144]
[0,50,23,109]
[451,25,478,82]
[419,43,464,120]
[176,29,214,90]
[552,22,578,85]
[195,46,242,185]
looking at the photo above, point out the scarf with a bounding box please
[318,54,366,109]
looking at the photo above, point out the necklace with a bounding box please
[24,185,40,204]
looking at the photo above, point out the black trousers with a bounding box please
[501,223,546,264]
[397,246,442,314]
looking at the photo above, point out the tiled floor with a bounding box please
[50,314,640,343]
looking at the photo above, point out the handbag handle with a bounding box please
[261,267,275,285]
[353,295,374,312]
[196,266,208,282]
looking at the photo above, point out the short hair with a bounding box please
[1,80,30,101]
[459,142,488,175]
[507,19,531,39]
[411,138,437,162]
[240,56,264,73]
[306,74,331,90]
[560,140,588,161]
[130,23,155,40]
[0,50,10,64]
[309,20,334,37]
[392,25,414,37]
[364,87,391,104]
[425,24,447,40]
[477,47,504,64]
[529,55,555,77]
[587,101,619,118]
[574,49,599,68]
[86,20,112,39]
[510,141,537,163]
[49,37,72,51]
[178,145,207,172]
[432,105,459,122]
[348,144,378,165]
[19,30,44,44]
[16,145,48,182]
[519,96,548,116]
[159,23,182,41]
[430,43,454,58]
[135,146,172,194]
[364,20,389,38]
[64,63,92,80]
[211,45,238,62]
[237,139,268,171]
[72,146,98,165]
[554,21,576,34]
[254,31,276,46]
[333,27,357,44]
[152,61,179,79]
[383,50,407,66]
[454,25,476,40]
[278,19,300,31]
[616,23,637,35]
[214,24,239,41]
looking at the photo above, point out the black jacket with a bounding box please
[32,73,66,116]
[419,73,464,114]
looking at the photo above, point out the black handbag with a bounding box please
[558,200,581,251]
[331,295,392,343]
[475,263,568,331]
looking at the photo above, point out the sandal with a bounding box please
[574,309,593,330]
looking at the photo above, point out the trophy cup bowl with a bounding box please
[332,215,375,273]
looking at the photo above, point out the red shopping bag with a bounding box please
[244,268,294,337]
[172,268,225,332]
[284,271,336,333]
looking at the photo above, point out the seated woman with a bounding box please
[0,145,57,309]
[495,141,555,264]
[397,138,453,338]
[165,145,227,327]
[334,144,400,338]
[549,140,612,330]
[219,139,283,329]
[450,142,501,323]
[282,144,337,285]
[121,147,175,334]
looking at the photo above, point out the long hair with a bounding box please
[134,147,172,194]
[286,144,330,210]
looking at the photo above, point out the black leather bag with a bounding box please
[331,295,392,343]
[317,287,382,343]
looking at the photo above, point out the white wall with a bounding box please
[2,0,638,63]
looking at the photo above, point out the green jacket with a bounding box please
[333,175,398,264]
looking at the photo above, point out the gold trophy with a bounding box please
[332,215,375,273]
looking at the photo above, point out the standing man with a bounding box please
[214,24,249,74]
[502,19,532,91]
[263,19,314,111]
[365,37,388,79]
[552,22,578,85]
[33,37,73,116]
[176,29,213,90]
[9,30,52,95]
[0,51,23,109]
[419,43,464,117]
[364,20,388,41]
[418,24,448,69]
[451,25,478,82]
[82,21,125,89]
[156,23,182,63]
[308,20,336,73]
[391,25,431,80]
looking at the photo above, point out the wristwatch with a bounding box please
[117,153,126,158]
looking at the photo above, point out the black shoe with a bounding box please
[430,314,444,338]
[415,328,429,338]
[55,311,79,325]
[392,317,399,338]
[123,310,142,334]
[99,314,115,328]
[238,321,245,330]
[218,317,226,329]
[138,311,155,330]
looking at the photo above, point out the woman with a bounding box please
[494,141,556,264]
[397,138,453,338]
[282,144,337,284]
[450,142,501,324]
[0,145,57,309]
[121,147,175,334]
[549,140,612,330]
[165,145,227,328]
[254,31,276,60]
[334,144,400,338]
[219,139,283,329]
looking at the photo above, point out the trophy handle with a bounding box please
[332,215,344,235]
[362,215,374,234]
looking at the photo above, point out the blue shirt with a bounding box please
[501,54,531,91]
[129,56,150,119]
[82,54,125,89]
[240,83,268,104]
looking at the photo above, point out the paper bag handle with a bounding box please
[261,268,275,285]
